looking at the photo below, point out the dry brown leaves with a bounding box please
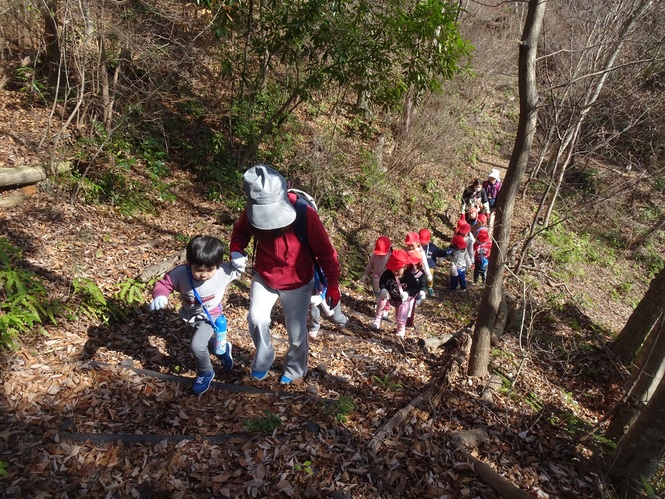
[0,171,623,498]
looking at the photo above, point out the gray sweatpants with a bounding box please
[190,318,216,375]
[248,274,313,380]
[309,302,348,333]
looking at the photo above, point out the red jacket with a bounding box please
[230,193,340,290]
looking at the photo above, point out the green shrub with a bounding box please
[69,277,146,325]
[0,238,65,349]
[243,410,283,433]
[323,395,355,423]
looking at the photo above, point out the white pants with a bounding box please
[247,274,313,380]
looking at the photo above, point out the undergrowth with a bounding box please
[0,238,63,349]
[0,236,148,349]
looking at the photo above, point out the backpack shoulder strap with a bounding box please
[293,196,309,246]
[292,196,327,287]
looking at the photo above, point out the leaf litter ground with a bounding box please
[0,179,629,499]
[0,87,631,497]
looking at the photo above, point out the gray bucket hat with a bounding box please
[243,165,296,230]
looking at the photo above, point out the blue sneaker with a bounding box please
[280,375,293,385]
[251,370,269,380]
[192,371,215,395]
[217,342,234,373]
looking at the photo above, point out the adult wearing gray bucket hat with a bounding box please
[230,165,341,385]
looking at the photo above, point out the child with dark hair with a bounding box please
[308,267,348,339]
[461,178,490,214]
[149,235,246,395]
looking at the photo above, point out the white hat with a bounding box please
[243,165,296,230]
[488,169,501,180]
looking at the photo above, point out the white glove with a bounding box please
[149,295,168,311]
[400,290,409,301]
[310,294,323,306]
[231,251,247,272]
[380,288,390,299]
[419,290,426,300]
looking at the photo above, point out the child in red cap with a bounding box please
[465,207,482,238]
[448,235,472,292]
[373,249,422,338]
[456,219,476,271]
[473,230,492,284]
[406,249,428,328]
[405,231,431,282]
[364,236,392,299]
[419,228,451,297]
[364,236,392,319]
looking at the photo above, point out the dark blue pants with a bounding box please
[450,269,467,291]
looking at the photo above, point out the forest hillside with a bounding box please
[1,1,664,498]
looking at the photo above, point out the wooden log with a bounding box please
[138,249,186,282]
[418,328,467,351]
[467,454,535,499]
[0,161,71,188]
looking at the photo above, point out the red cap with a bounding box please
[404,232,420,245]
[451,235,467,250]
[476,230,490,243]
[477,213,487,224]
[374,236,392,256]
[418,228,431,244]
[457,221,471,235]
[386,249,410,271]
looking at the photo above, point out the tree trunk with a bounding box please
[607,377,665,499]
[611,265,665,366]
[468,0,546,376]
[42,0,61,87]
[606,314,665,441]
[631,314,665,403]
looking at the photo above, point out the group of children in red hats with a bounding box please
[364,217,493,338]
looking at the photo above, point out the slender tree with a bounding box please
[607,375,665,499]
[468,0,547,376]
[517,0,658,264]
[611,265,665,366]
[606,313,665,442]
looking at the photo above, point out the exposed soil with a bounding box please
[0,87,640,499]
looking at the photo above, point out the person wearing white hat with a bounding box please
[230,165,341,385]
[483,169,502,210]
